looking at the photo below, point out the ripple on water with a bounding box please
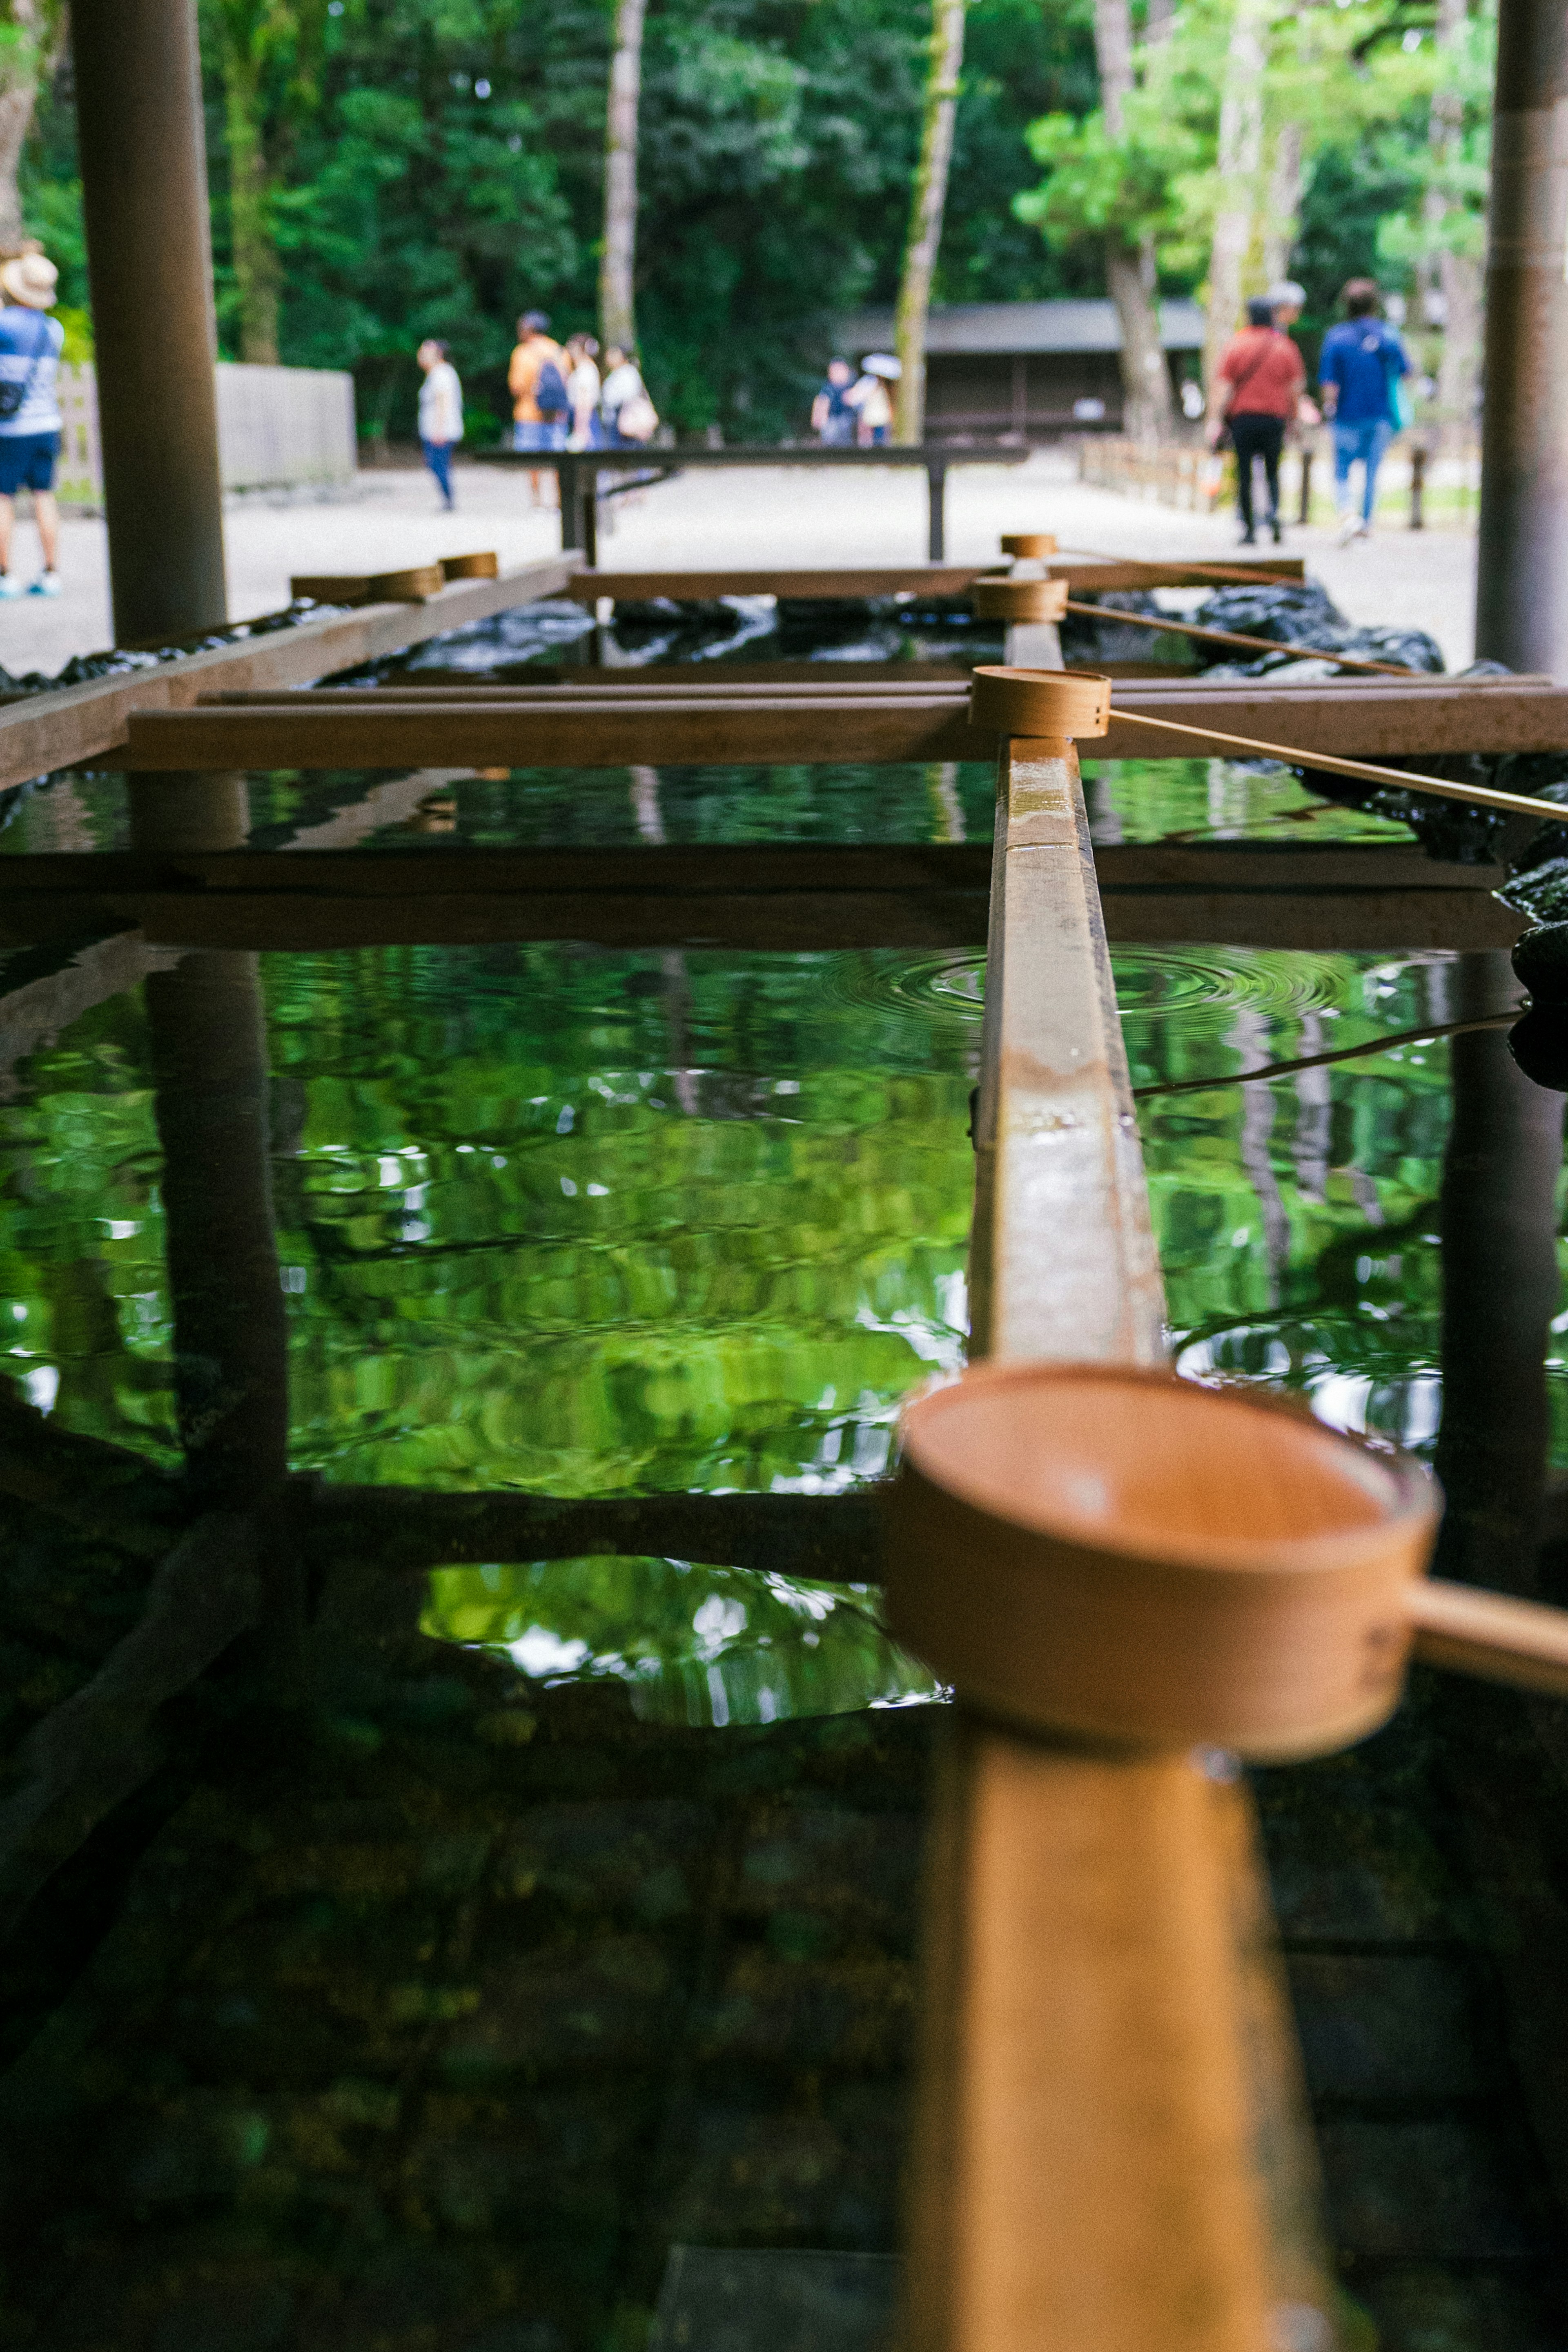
[823,950,987,1024]
[1112,946,1353,1021]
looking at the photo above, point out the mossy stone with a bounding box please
[1510,922,1568,1003]
[1508,1009,1568,1091]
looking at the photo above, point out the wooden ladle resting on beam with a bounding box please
[969,662,1568,827]
[888,1364,1568,1756]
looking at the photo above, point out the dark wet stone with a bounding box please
[1512,923,1568,1003]
[1508,1009,1568,1092]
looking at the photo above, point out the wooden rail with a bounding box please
[114,669,1568,769]
[0,554,579,796]
[557,556,1307,601]
[904,735,1335,2352]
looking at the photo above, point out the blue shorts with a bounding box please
[0,430,59,494]
[513,419,566,452]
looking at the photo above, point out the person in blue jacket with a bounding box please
[1318,278,1410,545]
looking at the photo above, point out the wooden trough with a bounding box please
[4,546,1568,2348]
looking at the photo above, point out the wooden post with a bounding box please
[1474,0,1568,673]
[900,731,1340,2352]
[927,457,948,560]
[70,0,228,645]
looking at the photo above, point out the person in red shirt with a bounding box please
[1208,295,1310,545]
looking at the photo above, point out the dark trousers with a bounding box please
[1229,412,1284,532]
[422,437,455,508]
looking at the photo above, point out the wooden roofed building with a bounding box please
[833,299,1207,442]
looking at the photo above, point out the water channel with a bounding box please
[0,600,1565,2348]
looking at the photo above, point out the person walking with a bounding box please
[508,310,570,506]
[1319,279,1410,544]
[508,311,569,451]
[416,337,462,511]
[1208,295,1306,546]
[565,334,603,449]
[846,354,899,446]
[600,345,657,446]
[0,247,65,597]
[811,358,856,446]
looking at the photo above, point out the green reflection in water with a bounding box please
[1082,756,1416,845]
[421,1556,937,1726]
[1122,944,1480,1455]
[1,907,1557,1725]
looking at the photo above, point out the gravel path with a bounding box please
[0,445,1480,681]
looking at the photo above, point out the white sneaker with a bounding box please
[1335,514,1360,546]
[0,573,21,600]
[26,572,60,597]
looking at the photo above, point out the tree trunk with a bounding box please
[893,0,967,443]
[0,2,67,251]
[1107,243,1172,442]
[1093,0,1171,443]
[1428,0,1482,450]
[221,54,279,363]
[1203,0,1270,399]
[599,0,646,353]
[1261,118,1303,287]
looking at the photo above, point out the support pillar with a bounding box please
[1474,0,1568,675]
[71,0,228,645]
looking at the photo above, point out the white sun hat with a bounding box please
[862,352,903,380]
[0,252,57,309]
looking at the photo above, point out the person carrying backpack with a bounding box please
[508,309,569,506]
[0,247,65,597]
[1319,279,1411,545]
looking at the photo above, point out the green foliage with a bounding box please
[18,0,1100,438]
[1016,98,1203,266]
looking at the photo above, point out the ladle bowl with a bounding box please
[969,665,1110,740]
[885,1363,1441,1760]
[971,576,1069,623]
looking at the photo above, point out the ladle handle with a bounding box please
[1408,1578,1568,1701]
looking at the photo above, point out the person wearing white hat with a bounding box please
[0,248,64,597]
[846,352,900,445]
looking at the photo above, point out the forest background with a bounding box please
[0,0,1494,448]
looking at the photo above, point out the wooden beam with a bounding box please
[0,1512,261,1945]
[0,557,581,797]
[0,842,1518,953]
[308,1485,882,1583]
[900,738,1336,2351]
[560,558,1307,602]
[119,671,1568,770]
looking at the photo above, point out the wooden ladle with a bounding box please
[886,1363,1568,1761]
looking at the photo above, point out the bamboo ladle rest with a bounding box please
[887,1365,1568,1760]
[970,663,1568,828]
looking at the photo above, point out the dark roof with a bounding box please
[834,299,1206,357]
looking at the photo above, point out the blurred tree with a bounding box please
[203,0,328,363]
[599,0,645,350]
[893,0,966,441]
[0,0,65,249]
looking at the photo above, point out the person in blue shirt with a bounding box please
[0,246,65,596]
[811,358,855,446]
[1318,278,1410,545]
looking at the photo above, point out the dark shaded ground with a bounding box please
[3,1485,1568,2350]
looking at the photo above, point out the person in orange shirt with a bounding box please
[508,311,569,448]
[508,309,570,506]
